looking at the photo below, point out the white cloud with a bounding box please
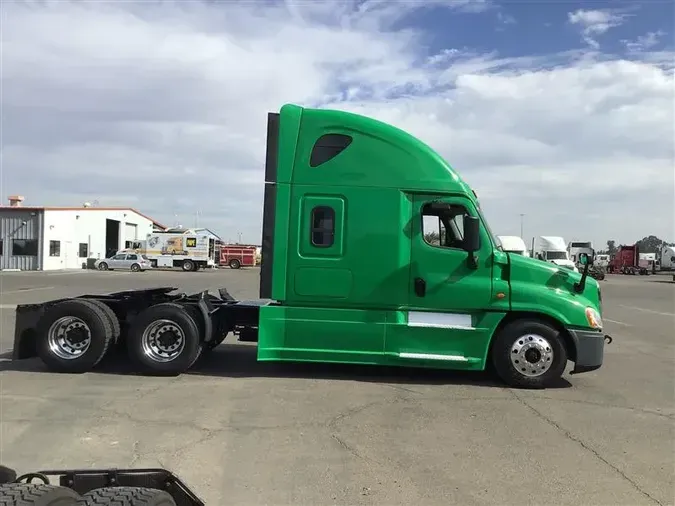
[568,9,627,49]
[622,30,665,53]
[1,0,673,247]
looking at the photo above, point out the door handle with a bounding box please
[414,277,426,297]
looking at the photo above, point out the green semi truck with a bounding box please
[12,104,611,388]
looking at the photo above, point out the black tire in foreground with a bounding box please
[181,260,195,272]
[126,303,202,375]
[77,487,176,506]
[97,263,108,271]
[0,483,81,506]
[35,299,115,373]
[228,259,241,269]
[130,263,141,272]
[490,319,568,389]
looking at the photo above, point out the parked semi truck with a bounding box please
[11,104,610,389]
[608,244,649,275]
[657,245,675,271]
[533,236,579,272]
[567,240,594,264]
[496,235,529,256]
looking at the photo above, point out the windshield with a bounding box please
[546,251,569,260]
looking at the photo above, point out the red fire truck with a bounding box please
[218,245,257,269]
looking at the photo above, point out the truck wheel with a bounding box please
[77,486,176,505]
[181,260,195,272]
[84,299,121,343]
[490,320,567,389]
[98,262,108,271]
[36,299,115,373]
[127,303,202,375]
[229,259,241,269]
[0,483,81,505]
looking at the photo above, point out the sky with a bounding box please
[1,0,673,248]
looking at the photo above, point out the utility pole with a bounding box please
[519,213,525,238]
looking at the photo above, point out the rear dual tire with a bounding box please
[126,303,203,376]
[35,299,117,373]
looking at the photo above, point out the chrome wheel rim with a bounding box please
[510,333,554,377]
[47,316,92,360]
[141,319,186,362]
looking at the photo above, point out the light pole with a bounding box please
[519,213,525,238]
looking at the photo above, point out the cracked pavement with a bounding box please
[1,269,673,505]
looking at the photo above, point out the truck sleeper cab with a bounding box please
[11,104,610,389]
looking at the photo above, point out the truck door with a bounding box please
[386,194,497,362]
[409,194,494,313]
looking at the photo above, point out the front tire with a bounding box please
[127,303,202,375]
[491,320,567,389]
[98,262,109,271]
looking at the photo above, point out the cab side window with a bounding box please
[421,203,469,250]
[310,206,335,247]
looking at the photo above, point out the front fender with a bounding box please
[508,254,597,329]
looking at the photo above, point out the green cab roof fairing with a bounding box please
[275,103,477,198]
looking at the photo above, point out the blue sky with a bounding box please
[403,0,673,56]
[2,0,673,246]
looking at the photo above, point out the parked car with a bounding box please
[94,253,152,272]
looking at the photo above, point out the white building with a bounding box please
[0,196,166,271]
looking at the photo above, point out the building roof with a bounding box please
[0,206,167,230]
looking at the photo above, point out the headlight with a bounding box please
[585,307,603,330]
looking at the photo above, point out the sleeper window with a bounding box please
[310,206,335,247]
[310,134,353,167]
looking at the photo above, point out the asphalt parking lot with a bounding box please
[1,269,673,506]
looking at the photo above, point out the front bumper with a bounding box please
[568,328,613,375]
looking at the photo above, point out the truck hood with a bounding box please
[507,252,601,328]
